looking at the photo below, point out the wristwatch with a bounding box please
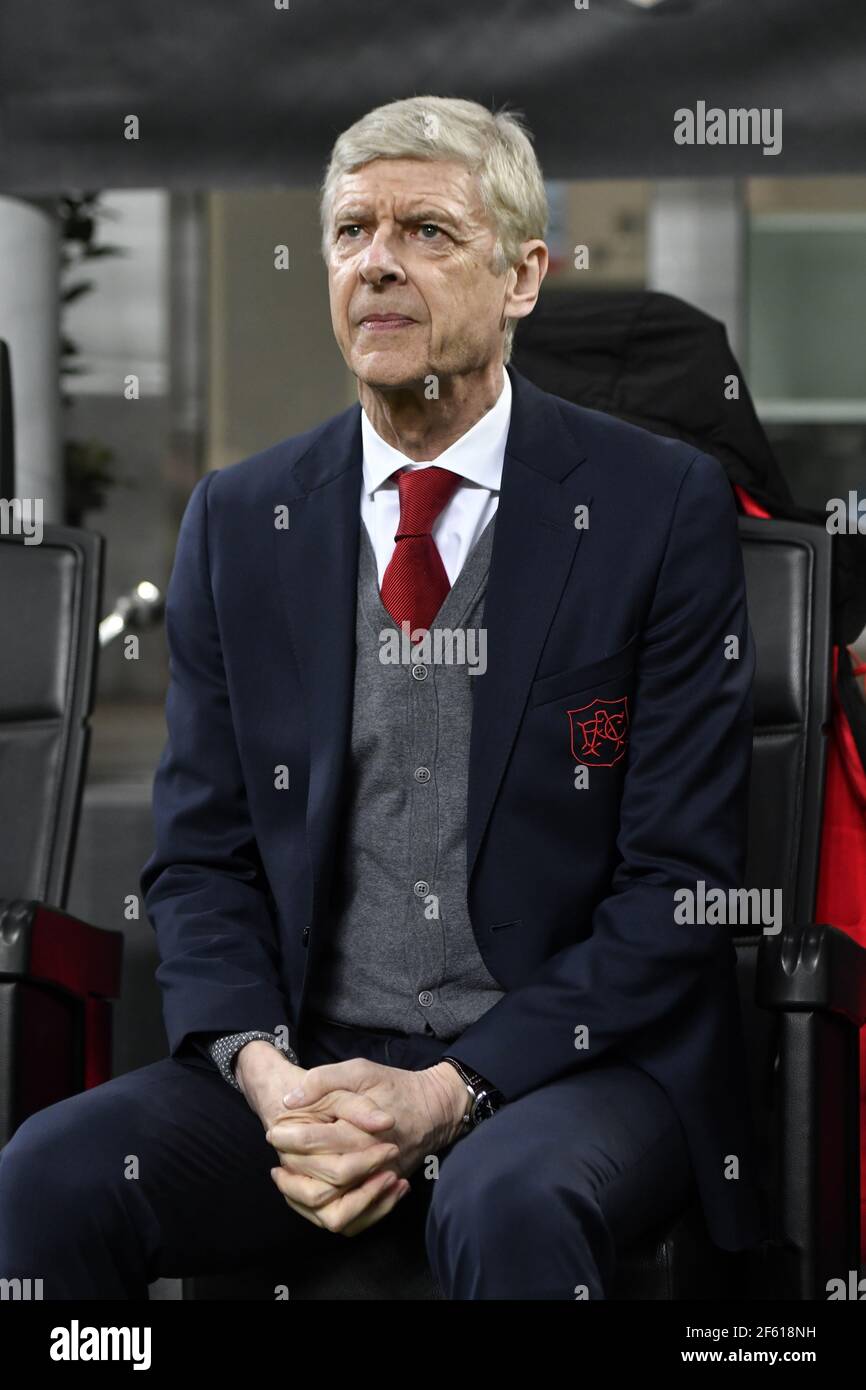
[440,1056,505,1132]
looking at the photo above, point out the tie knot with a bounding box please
[393,465,462,538]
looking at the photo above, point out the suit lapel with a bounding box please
[466,366,591,884]
[272,403,362,927]
[271,365,591,922]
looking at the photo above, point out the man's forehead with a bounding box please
[332,159,482,214]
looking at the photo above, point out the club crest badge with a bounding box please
[567,696,629,767]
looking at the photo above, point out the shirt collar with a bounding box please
[360,367,511,497]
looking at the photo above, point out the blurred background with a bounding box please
[1,0,865,1080]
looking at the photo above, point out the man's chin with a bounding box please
[351,351,432,391]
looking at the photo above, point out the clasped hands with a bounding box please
[238,1046,469,1238]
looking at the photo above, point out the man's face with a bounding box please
[326,158,511,387]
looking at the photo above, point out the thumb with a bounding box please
[280,1063,393,1129]
[279,1060,338,1108]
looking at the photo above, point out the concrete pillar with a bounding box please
[0,195,62,519]
[647,179,747,364]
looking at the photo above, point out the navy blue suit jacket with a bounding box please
[141,363,765,1252]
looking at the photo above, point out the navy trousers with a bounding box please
[0,1015,696,1300]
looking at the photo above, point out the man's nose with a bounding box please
[358,228,406,284]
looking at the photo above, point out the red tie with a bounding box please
[380,465,462,634]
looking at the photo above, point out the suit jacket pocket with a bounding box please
[529,632,640,709]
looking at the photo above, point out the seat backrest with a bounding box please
[734,516,833,1196]
[0,523,103,907]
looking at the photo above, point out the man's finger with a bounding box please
[273,1139,400,1190]
[280,1169,410,1236]
[271,1164,402,1230]
[269,1165,343,1210]
[340,1176,411,1237]
[323,1090,396,1133]
[280,1062,390,1124]
[266,1115,393,1155]
[278,1092,395,1133]
[270,1154,396,1210]
[279,1061,351,1107]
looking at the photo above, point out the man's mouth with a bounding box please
[359,314,416,331]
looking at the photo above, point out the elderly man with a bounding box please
[0,95,765,1300]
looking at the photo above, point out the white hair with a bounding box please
[319,95,548,364]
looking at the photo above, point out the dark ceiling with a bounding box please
[1,0,864,191]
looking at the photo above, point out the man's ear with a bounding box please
[506,240,548,324]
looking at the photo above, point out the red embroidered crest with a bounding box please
[568,696,629,767]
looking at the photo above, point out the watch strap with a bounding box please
[440,1055,504,1129]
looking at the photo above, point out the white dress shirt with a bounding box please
[360,368,512,587]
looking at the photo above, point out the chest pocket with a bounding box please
[529,632,640,709]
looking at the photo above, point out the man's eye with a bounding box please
[335,222,444,242]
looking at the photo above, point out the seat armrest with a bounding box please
[0,898,123,1000]
[756,923,866,1028]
